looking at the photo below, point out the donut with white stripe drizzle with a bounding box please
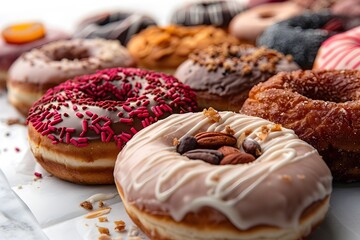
[26,68,197,184]
[74,12,157,46]
[114,110,332,240]
[170,0,246,28]
[313,26,360,70]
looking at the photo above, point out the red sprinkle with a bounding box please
[34,172,42,178]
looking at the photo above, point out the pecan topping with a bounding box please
[218,146,240,156]
[242,138,262,157]
[183,149,223,165]
[195,132,237,149]
[220,152,256,165]
[176,136,198,154]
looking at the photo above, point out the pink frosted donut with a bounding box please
[229,2,303,44]
[313,26,360,70]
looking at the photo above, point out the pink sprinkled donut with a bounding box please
[313,26,360,70]
[26,68,198,184]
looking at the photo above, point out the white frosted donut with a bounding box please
[114,111,332,240]
[313,26,360,70]
[229,2,303,44]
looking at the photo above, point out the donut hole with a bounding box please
[50,47,90,61]
[259,11,274,19]
[287,75,360,103]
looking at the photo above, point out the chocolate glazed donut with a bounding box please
[74,12,157,45]
[241,70,360,182]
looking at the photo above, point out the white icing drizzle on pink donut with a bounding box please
[114,112,332,230]
[315,26,360,70]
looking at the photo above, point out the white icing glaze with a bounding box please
[314,26,360,70]
[114,112,332,230]
[86,193,118,204]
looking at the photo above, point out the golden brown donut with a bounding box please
[175,43,299,111]
[241,70,360,182]
[126,25,239,73]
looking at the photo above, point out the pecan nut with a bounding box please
[183,149,223,165]
[176,136,198,154]
[217,146,240,156]
[195,132,237,149]
[220,152,256,165]
[242,138,262,157]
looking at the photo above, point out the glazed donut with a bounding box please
[7,38,134,116]
[257,11,360,69]
[0,22,68,88]
[26,68,198,184]
[170,0,246,28]
[127,25,239,73]
[229,2,303,44]
[74,11,157,46]
[175,43,299,111]
[114,110,332,240]
[241,70,360,182]
[314,26,360,70]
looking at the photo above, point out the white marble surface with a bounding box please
[0,171,47,240]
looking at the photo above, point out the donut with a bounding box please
[313,26,360,70]
[0,22,69,88]
[7,38,134,116]
[170,0,246,28]
[257,11,360,69]
[174,43,299,112]
[74,11,157,46]
[229,2,303,44]
[26,68,198,184]
[114,109,332,240]
[291,0,338,11]
[248,0,287,8]
[332,0,360,18]
[241,69,360,182]
[126,25,239,73]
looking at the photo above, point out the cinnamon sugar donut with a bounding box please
[313,26,360,70]
[114,110,332,240]
[127,25,239,73]
[175,43,299,111]
[26,68,197,184]
[7,39,134,115]
[241,70,360,182]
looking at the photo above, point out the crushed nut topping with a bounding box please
[80,201,93,210]
[85,207,112,219]
[98,234,112,240]
[98,200,105,208]
[98,217,108,222]
[97,226,110,235]
[271,124,282,132]
[224,125,235,135]
[173,138,180,146]
[114,220,126,232]
[257,125,270,141]
[202,107,221,122]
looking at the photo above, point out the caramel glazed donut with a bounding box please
[115,110,332,240]
[7,38,134,116]
[241,70,360,182]
[26,68,197,184]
